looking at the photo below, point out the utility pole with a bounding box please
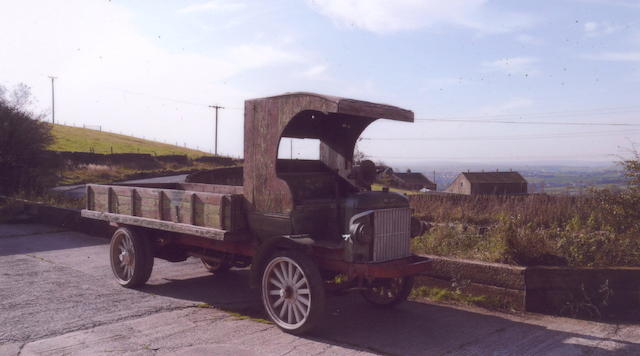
[49,76,57,124]
[208,105,224,155]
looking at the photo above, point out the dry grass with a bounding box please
[410,191,640,267]
[49,124,210,157]
[59,161,225,185]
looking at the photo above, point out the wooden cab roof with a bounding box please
[243,92,413,214]
[246,92,414,123]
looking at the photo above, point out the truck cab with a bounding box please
[242,93,423,261]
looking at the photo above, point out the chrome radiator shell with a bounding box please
[372,207,411,262]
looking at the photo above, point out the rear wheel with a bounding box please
[109,227,154,288]
[361,276,414,308]
[261,250,325,335]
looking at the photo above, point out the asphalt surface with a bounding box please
[117,174,189,184]
[1,223,639,355]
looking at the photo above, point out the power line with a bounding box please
[416,105,640,120]
[414,104,640,126]
[105,86,244,110]
[415,118,640,126]
[113,88,210,107]
[367,153,615,161]
[360,129,640,142]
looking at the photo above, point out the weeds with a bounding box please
[559,280,613,319]
[411,189,640,267]
[410,285,514,311]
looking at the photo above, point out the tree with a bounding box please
[0,83,58,196]
[621,147,640,191]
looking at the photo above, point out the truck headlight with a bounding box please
[410,217,426,238]
[348,211,374,245]
[353,222,373,243]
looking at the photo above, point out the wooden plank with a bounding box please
[203,204,221,228]
[80,209,250,242]
[86,184,243,232]
[131,189,137,216]
[87,186,94,210]
[180,183,244,195]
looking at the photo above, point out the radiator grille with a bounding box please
[372,208,411,262]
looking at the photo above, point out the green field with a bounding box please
[49,124,210,157]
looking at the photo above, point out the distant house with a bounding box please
[377,167,437,191]
[444,171,528,195]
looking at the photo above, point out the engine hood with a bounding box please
[342,191,409,212]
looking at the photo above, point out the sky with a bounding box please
[1,0,640,165]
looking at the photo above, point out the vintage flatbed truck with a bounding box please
[81,92,430,334]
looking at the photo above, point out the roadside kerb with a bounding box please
[416,254,526,311]
[526,266,640,320]
[5,199,112,238]
[416,254,640,320]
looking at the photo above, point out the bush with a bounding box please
[410,153,640,267]
[0,84,58,196]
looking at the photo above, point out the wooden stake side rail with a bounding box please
[85,184,247,233]
[81,210,250,242]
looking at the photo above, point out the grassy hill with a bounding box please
[49,124,210,157]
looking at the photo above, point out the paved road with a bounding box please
[1,223,639,355]
[118,174,189,184]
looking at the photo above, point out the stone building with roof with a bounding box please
[444,171,528,195]
[377,167,437,191]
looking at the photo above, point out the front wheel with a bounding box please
[260,250,325,335]
[109,227,154,288]
[361,276,414,308]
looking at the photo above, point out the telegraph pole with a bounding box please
[49,76,57,124]
[208,105,224,155]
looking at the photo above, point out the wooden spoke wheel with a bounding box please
[261,251,325,334]
[109,227,154,288]
[361,276,414,308]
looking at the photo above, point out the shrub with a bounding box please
[0,84,59,196]
[410,154,640,267]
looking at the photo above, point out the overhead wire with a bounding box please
[366,153,615,160]
[414,118,640,126]
[360,129,640,142]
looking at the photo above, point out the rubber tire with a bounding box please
[260,250,326,335]
[109,227,154,288]
[361,276,414,308]
[201,257,231,273]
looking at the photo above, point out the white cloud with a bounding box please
[583,21,620,37]
[482,57,540,76]
[575,0,640,8]
[178,1,246,14]
[585,52,640,62]
[307,0,533,34]
[301,64,328,79]
[0,0,303,156]
[515,34,543,45]
[480,97,535,114]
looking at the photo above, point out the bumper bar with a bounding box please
[320,255,431,279]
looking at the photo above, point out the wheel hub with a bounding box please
[119,250,132,266]
[281,286,293,299]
